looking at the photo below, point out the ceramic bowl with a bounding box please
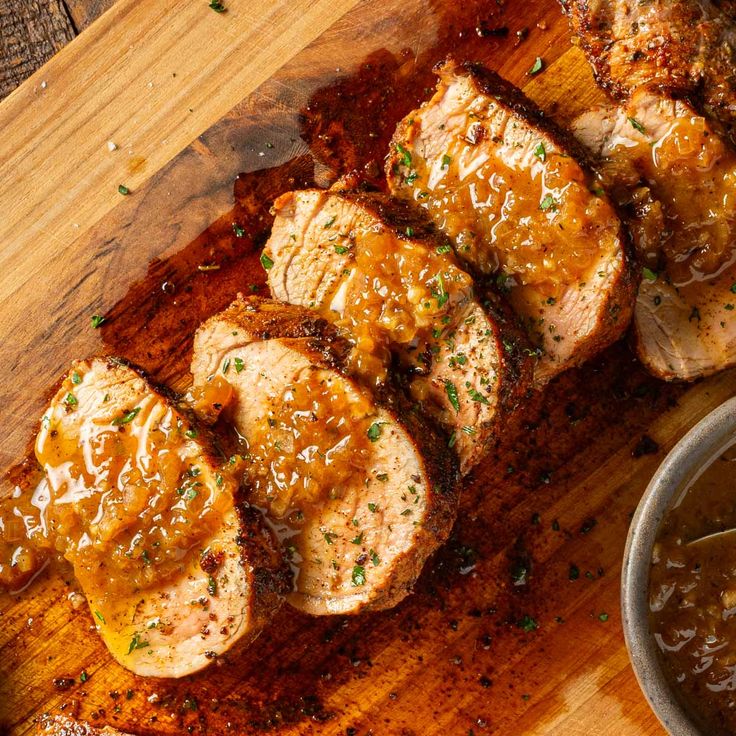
[621,396,736,735]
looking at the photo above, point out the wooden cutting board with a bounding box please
[1,0,734,733]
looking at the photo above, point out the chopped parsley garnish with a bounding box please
[80,671,89,683]
[234,357,244,373]
[323,531,337,545]
[529,57,543,75]
[627,117,646,134]
[518,614,538,632]
[533,142,546,161]
[209,0,226,11]
[184,428,198,439]
[127,632,149,654]
[441,154,452,169]
[63,392,78,407]
[260,252,274,270]
[351,565,366,586]
[112,407,140,426]
[71,371,82,385]
[730,282,736,293]
[207,575,217,596]
[540,194,557,212]
[91,314,106,328]
[599,612,609,622]
[436,244,452,254]
[468,388,489,405]
[367,422,384,442]
[405,171,418,185]
[395,142,412,167]
[351,532,364,545]
[215,473,223,487]
[232,222,245,237]
[642,267,658,282]
[118,184,130,195]
[222,358,231,374]
[323,215,337,229]
[94,610,106,624]
[568,563,580,581]
[406,227,414,237]
[368,502,378,513]
[434,272,449,307]
[334,245,349,255]
[370,549,380,566]
[445,381,460,413]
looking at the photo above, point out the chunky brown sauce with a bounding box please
[650,443,736,734]
[595,105,736,287]
[33,362,235,596]
[391,75,616,299]
[324,224,473,380]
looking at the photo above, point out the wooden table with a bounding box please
[1,0,112,100]
[1,1,734,734]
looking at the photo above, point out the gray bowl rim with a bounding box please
[622,396,736,736]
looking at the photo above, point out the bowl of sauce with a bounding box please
[623,397,736,735]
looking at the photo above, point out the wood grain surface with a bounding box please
[1,0,734,734]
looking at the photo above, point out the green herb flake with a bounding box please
[642,267,658,282]
[396,142,412,167]
[209,0,226,11]
[368,502,378,513]
[434,272,449,308]
[94,610,106,624]
[184,428,198,439]
[260,252,274,270]
[529,57,544,75]
[367,422,383,442]
[323,531,337,545]
[127,632,149,655]
[91,314,106,329]
[533,142,546,161]
[215,473,223,487]
[569,563,580,581]
[406,227,415,237]
[370,549,380,566]
[71,371,82,385]
[112,407,141,426]
[208,575,217,596]
[436,244,452,254]
[599,612,609,622]
[627,117,646,134]
[469,388,490,405]
[540,194,557,212]
[334,245,349,255]
[445,381,460,413]
[118,184,130,195]
[323,215,337,229]
[80,671,89,683]
[63,392,78,407]
[351,565,366,586]
[234,357,245,373]
[351,532,364,545]
[441,154,452,169]
[232,222,245,237]
[518,614,538,632]
[222,358,231,374]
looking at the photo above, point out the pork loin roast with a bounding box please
[35,358,289,677]
[574,87,736,380]
[562,0,736,138]
[191,296,458,615]
[386,59,635,385]
[263,188,531,474]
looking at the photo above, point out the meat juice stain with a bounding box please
[0,4,685,735]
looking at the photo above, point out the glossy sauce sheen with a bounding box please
[34,362,234,596]
[593,103,736,287]
[390,69,616,299]
[650,444,736,735]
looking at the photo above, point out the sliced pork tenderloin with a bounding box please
[386,59,636,385]
[573,87,736,380]
[191,296,458,615]
[264,188,532,474]
[35,357,289,677]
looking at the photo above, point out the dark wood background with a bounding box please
[1,0,112,99]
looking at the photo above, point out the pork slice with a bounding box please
[35,358,289,677]
[191,296,458,615]
[386,59,636,385]
[561,0,736,137]
[573,87,736,380]
[265,189,531,474]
